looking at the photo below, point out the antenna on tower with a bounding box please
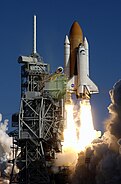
[33,15,37,54]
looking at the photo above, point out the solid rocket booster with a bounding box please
[64,35,70,79]
[64,21,99,100]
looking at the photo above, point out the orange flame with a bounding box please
[63,100,101,153]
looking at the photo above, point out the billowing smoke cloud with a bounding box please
[0,114,12,182]
[72,80,121,184]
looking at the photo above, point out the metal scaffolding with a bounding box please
[10,54,64,184]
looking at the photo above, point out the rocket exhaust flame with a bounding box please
[63,100,101,153]
[55,104,78,167]
[78,100,101,151]
[55,100,101,169]
[63,104,77,150]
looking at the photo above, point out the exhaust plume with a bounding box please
[72,80,121,184]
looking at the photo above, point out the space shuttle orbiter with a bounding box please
[64,21,99,100]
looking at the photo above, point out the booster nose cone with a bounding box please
[84,37,89,49]
[64,35,70,44]
[69,21,83,77]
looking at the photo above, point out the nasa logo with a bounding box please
[71,84,74,88]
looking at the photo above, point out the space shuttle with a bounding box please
[64,21,99,100]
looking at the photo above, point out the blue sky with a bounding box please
[0,0,121,131]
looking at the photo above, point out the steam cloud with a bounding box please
[0,114,12,182]
[72,80,121,184]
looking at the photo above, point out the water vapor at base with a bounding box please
[0,114,12,183]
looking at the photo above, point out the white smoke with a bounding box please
[0,114,12,181]
[72,80,121,184]
[55,149,78,167]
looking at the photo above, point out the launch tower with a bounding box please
[10,16,66,184]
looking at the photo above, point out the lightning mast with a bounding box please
[33,15,37,54]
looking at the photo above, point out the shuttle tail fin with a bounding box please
[86,76,99,94]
